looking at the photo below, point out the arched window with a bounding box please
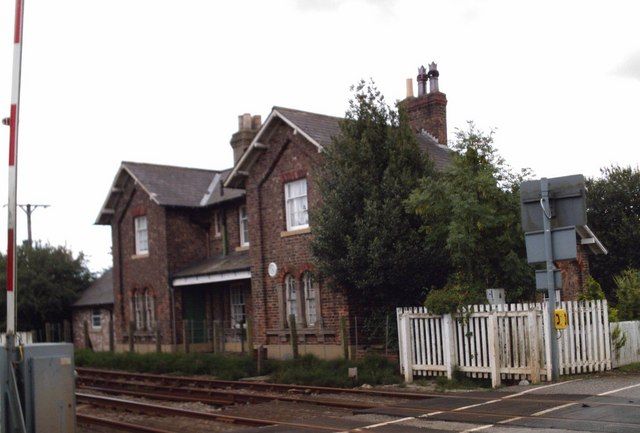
[144,289,155,330]
[285,274,298,325]
[133,291,143,330]
[302,271,317,326]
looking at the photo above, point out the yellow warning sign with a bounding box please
[554,309,568,330]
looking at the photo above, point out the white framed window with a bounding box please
[133,291,143,330]
[213,210,222,238]
[285,274,298,325]
[230,287,246,328]
[91,308,102,329]
[134,216,149,255]
[285,179,309,231]
[144,290,155,330]
[239,206,249,246]
[302,271,317,327]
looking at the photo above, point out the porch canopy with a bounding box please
[172,251,250,287]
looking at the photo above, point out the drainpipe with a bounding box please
[222,208,228,256]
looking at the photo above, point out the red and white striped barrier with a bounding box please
[6,0,25,336]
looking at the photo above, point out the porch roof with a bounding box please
[172,251,250,287]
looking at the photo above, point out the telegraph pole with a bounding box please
[18,203,49,247]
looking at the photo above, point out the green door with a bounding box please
[182,290,206,343]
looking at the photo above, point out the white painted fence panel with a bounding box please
[611,321,640,368]
[398,300,611,386]
[0,331,33,345]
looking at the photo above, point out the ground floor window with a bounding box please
[285,274,298,325]
[230,287,245,328]
[302,271,317,326]
[91,309,102,328]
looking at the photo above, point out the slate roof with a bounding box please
[273,106,343,148]
[74,269,114,308]
[173,251,250,279]
[200,168,245,207]
[416,132,452,171]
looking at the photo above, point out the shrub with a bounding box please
[424,284,486,316]
[615,269,640,321]
[579,276,605,301]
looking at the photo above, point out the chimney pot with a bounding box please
[428,62,439,93]
[405,78,414,98]
[239,113,252,131]
[417,65,428,97]
[251,115,262,130]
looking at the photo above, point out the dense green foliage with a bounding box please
[76,350,401,386]
[75,350,263,380]
[312,81,449,309]
[423,284,487,315]
[0,242,93,331]
[271,354,401,387]
[408,123,533,302]
[614,269,640,321]
[586,166,640,298]
[578,276,606,301]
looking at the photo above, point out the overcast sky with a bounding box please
[0,0,638,273]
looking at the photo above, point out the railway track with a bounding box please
[76,367,431,400]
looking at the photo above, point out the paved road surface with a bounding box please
[239,374,640,433]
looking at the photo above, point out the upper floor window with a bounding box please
[239,205,249,246]
[284,178,308,231]
[213,210,222,238]
[134,216,149,255]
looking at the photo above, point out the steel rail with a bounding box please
[77,376,376,409]
[76,414,176,433]
[76,368,640,411]
[76,393,338,431]
[76,367,432,400]
[76,391,640,432]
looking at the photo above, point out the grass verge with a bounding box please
[617,362,640,373]
[75,350,402,386]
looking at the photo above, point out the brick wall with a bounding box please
[246,120,350,346]
[401,92,448,144]
[556,244,591,301]
[112,182,171,346]
[72,307,113,351]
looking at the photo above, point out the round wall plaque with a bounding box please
[268,262,278,278]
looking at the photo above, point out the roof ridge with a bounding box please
[122,160,223,174]
[272,106,344,121]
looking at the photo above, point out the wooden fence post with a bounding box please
[108,318,115,352]
[63,320,71,343]
[246,316,254,353]
[340,316,349,360]
[183,320,190,354]
[442,314,457,380]
[527,310,541,384]
[128,321,135,353]
[45,323,53,342]
[288,314,299,359]
[487,312,501,388]
[155,326,162,353]
[240,320,246,354]
[401,313,414,383]
[83,321,93,351]
[212,321,221,353]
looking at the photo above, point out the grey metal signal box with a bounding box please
[17,343,75,433]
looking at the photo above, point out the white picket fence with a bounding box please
[0,331,34,345]
[611,321,640,368]
[397,300,611,387]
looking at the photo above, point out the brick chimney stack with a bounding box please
[230,113,261,165]
[400,63,448,145]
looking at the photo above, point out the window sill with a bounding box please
[131,253,149,259]
[280,227,311,238]
[235,245,249,252]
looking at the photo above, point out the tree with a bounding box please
[407,122,533,301]
[586,165,640,298]
[311,80,450,310]
[0,242,93,331]
[614,269,640,321]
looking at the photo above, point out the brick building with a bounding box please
[72,269,114,351]
[95,64,602,357]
